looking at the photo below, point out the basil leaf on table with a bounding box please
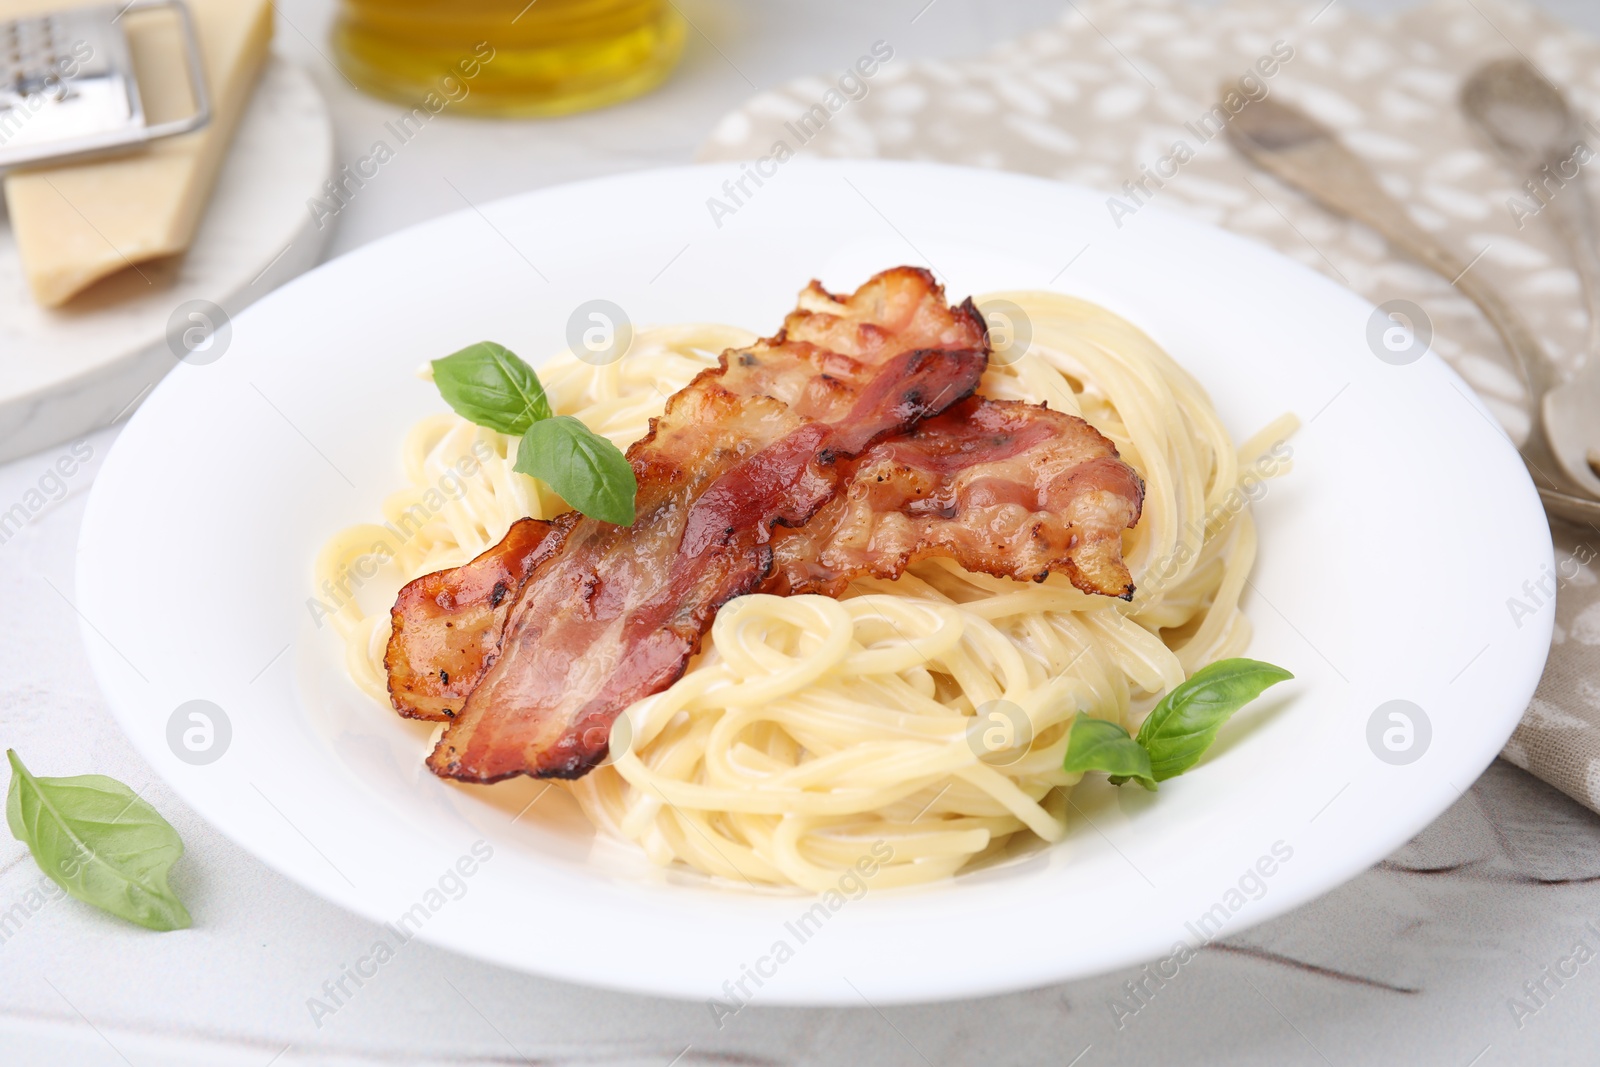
[432,341,552,434]
[6,750,190,931]
[1134,658,1294,782]
[1061,715,1156,791]
[515,416,637,527]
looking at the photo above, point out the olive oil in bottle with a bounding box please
[333,0,685,117]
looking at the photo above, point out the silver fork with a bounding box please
[1462,58,1600,501]
[1224,86,1600,525]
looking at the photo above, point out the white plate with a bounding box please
[76,160,1552,1005]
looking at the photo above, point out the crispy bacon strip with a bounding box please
[421,267,989,782]
[764,397,1145,600]
[386,516,573,721]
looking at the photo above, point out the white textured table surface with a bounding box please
[5,1,1600,1064]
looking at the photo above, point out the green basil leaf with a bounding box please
[1134,658,1293,781]
[1061,715,1156,791]
[514,416,637,526]
[432,341,552,435]
[6,750,190,931]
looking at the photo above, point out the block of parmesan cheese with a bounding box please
[2,0,273,307]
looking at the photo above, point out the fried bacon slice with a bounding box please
[385,516,573,721]
[763,396,1146,600]
[418,267,989,782]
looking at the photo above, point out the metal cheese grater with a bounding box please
[0,0,209,171]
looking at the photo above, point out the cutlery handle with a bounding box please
[1321,154,1590,497]
[1232,133,1567,488]
[1441,256,1555,401]
[1251,138,1558,403]
[1541,167,1600,359]
[1324,168,1561,406]
[1540,484,1600,526]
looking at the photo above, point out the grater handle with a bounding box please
[122,0,211,140]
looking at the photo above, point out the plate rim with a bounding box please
[74,158,1555,1004]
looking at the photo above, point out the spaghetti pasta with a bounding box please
[315,292,1295,892]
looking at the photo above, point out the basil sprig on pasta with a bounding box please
[1060,717,1158,790]
[432,342,637,526]
[1062,658,1293,790]
[6,750,191,931]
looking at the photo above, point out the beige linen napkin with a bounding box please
[696,0,1600,810]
